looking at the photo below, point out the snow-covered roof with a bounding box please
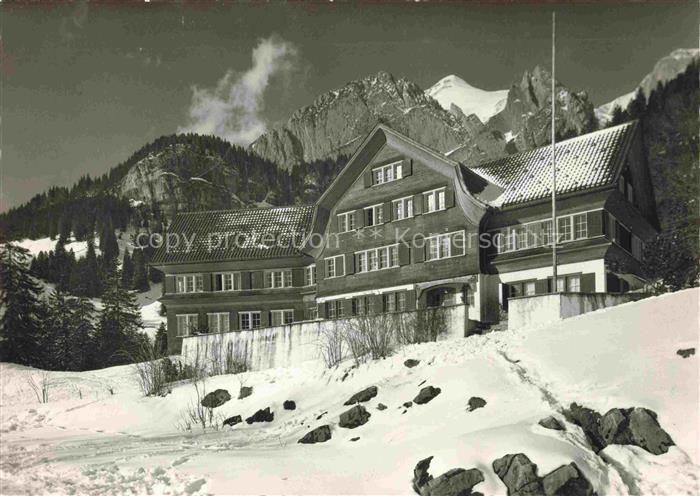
[151,205,315,265]
[469,121,638,207]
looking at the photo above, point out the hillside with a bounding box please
[1,289,697,495]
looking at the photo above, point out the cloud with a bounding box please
[178,36,298,145]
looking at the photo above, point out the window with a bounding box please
[365,204,384,226]
[398,292,407,311]
[271,310,294,326]
[626,182,635,205]
[176,274,203,293]
[176,314,198,337]
[424,188,446,213]
[264,269,292,288]
[425,231,465,261]
[384,293,396,313]
[392,196,414,220]
[338,211,355,233]
[516,226,528,250]
[325,255,345,278]
[567,275,581,292]
[214,272,241,292]
[524,281,536,296]
[505,228,516,252]
[556,277,566,292]
[632,235,643,260]
[356,245,399,273]
[557,216,572,242]
[352,297,367,316]
[573,213,588,240]
[541,220,553,246]
[305,265,316,286]
[306,306,318,320]
[326,300,343,319]
[239,311,261,330]
[372,161,403,185]
[207,312,230,333]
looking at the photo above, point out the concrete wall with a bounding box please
[508,292,647,330]
[181,305,466,372]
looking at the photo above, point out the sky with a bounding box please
[0,1,698,212]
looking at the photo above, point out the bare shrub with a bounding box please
[207,337,248,376]
[342,313,398,365]
[176,378,223,432]
[396,307,448,345]
[318,321,347,368]
[26,370,51,403]
[132,341,170,397]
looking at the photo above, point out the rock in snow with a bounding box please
[223,415,242,427]
[404,359,421,368]
[246,407,274,424]
[538,416,565,431]
[413,456,434,493]
[677,348,695,358]
[414,386,441,405]
[344,386,378,405]
[466,397,486,412]
[412,456,484,496]
[492,453,544,496]
[377,403,388,411]
[541,463,595,496]
[339,405,371,429]
[238,386,253,400]
[283,400,296,411]
[200,389,231,409]
[298,425,332,444]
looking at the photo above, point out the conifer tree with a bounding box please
[99,216,119,264]
[155,322,168,356]
[95,261,144,367]
[0,244,46,366]
[121,250,134,289]
[84,239,102,297]
[131,248,150,292]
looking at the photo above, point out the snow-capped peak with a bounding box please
[426,74,508,124]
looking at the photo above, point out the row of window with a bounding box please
[337,187,447,233]
[176,309,295,337]
[372,160,404,185]
[324,231,466,279]
[175,266,317,294]
[326,292,409,319]
[493,212,590,254]
[508,274,582,298]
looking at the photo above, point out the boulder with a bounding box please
[223,415,242,427]
[344,386,378,405]
[298,425,331,444]
[377,403,388,411]
[600,407,674,455]
[283,400,296,410]
[412,456,434,494]
[538,416,565,431]
[492,453,544,496]
[350,437,360,442]
[238,386,253,399]
[246,407,274,424]
[200,389,231,409]
[414,386,442,405]
[562,403,606,452]
[404,359,421,368]
[404,401,414,408]
[423,468,484,496]
[542,463,594,496]
[466,397,486,412]
[677,348,695,358]
[339,405,371,429]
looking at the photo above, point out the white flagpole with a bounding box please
[551,11,558,291]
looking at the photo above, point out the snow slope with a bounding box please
[15,237,92,259]
[426,75,508,124]
[0,289,697,495]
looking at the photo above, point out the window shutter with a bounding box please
[372,295,383,314]
[165,275,176,294]
[402,158,412,176]
[445,188,455,208]
[587,210,604,237]
[581,273,596,293]
[241,272,252,290]
[251,271,263,289]
[345,253,355,274]
[292,267,304,287]
[342,299,353,317]
[398,244,410,265]
[413,193,423,215]
[382,202,391,223]
[230,311,239,331]
[260,311,270,328]
[355,210,365,229]
[413,244,425,263]
[535,279,548,295]
[318,302,327,319]
[364,170,373,188]
[203,273,212,292]
[405,290,416,311]
[364,208,371,226]
[316,260,325,280]
[198,311,207,332]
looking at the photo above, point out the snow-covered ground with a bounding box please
[15,237,93,259]
[0,289,697,495]
[426,75,508,124]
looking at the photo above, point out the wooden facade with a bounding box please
[151,121,657,353]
